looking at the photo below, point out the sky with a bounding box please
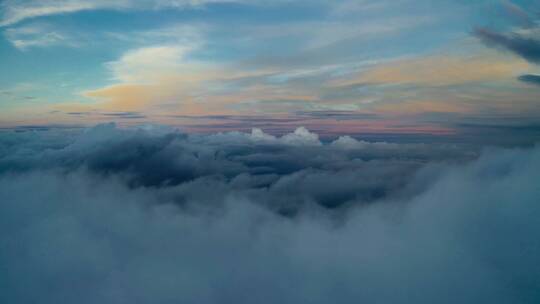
[0,0,540,142]
[1,2,540,302]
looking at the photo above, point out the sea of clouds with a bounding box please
[0,123,539,303]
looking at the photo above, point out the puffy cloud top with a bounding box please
[0,124,539,303]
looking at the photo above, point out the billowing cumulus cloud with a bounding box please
[0,123,539,303]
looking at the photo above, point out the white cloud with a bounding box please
[331,135,401,149]
[99,24,204,83]
[0,0,238,27]
[247,127,321,146]
[249,128,277,141]
[0,0,113,27]
[107,45,193,83]
[4,23,72,50]
[280,126,322,146]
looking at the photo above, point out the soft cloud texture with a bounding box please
[0,0,238,26]
[336,54,531,87]
[518,74,540,85]
[475,27,540,64]
[0,124,539,303]
[3,23,69,50]
[107,45,196,83]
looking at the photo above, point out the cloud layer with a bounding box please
[1,124,539,303]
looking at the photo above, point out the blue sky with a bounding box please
[0,0,539,140]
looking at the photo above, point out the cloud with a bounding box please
[3,1,539,137]
[335,54,530,87]
[331,135,400,150]
[106,45,196,83]
[4,23,71,50]
[279,126,321,146]
[518,74,540,86]
[500,0,533,27]
[474,27,540,64]
[0,0,239,26]
[83,36,218,113]
[0,123,474,202]
[0,123,539,303]
[301,16,433,50]
[0,0,104,27]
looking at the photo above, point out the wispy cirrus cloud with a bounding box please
[4,23,74,50]
[334,54,531,87]
[0,0,240,27]
[0,0,104,27]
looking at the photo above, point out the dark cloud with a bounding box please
[0,123,539,303]
[518,74,540,85]
[67,112,90,116]
[64,111,147,119]
[294,111,380,120]
[474,27,540,64]
[102,112,147,119]
[0,123,472,193]
[169,114,307,124]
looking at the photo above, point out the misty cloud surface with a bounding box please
[0,124,539,303]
